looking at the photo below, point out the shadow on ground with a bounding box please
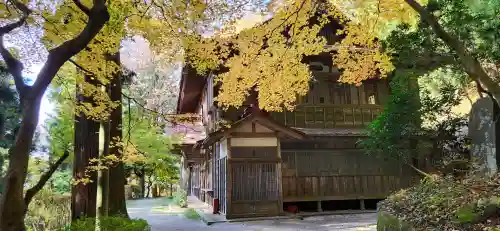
[127,197,377,231]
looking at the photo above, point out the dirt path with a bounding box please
[127,198,377,231]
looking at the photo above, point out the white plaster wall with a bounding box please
[231,137,278,147]
[219,138,228,159]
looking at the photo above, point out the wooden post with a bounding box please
[226,138,232,217]
[360,199,365,210]
[277,138,284,214]
[317,201,323,212]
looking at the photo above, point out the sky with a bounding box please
[25,64,54,127]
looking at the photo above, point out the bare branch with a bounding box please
[30,0,110,99]
[68,58,95,75]
[0,0,32,99]
[72,0,91,16]
[24,150,70,206]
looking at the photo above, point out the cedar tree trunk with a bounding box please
[107,59,128,217]
[71,75,100,221]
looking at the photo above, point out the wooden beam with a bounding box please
[283,195,388,202]
[230,132,277,138]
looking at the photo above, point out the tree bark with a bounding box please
[170,183,173,197]
[71,75,100,221]
[0,1,109,230]
[405,0,500,106]
[139,171,146,198]
[107,63,128,217]
[97,103,110,218]
[0,96,41,231]
[146,181,152,198]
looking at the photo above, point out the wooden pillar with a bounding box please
[360,199,366,210]
[317,201,323,212]
[277,138,284,214]
[226,138,232,217]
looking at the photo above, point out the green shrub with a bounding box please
[49,170,72,195]
[60,216,150,231]
[25,189,71,231]
[173,189,187,208]
[183,208,200,220]
[125,184,143,199]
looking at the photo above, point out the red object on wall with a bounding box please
[213,198,219,214]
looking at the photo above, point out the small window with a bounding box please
[368,94,376,104]
[319,97,325,103]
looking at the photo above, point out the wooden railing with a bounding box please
[271,104,384,128]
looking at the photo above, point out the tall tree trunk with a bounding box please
[72,76,99,221]
[107,64,128,217]
[146,182,152,198]
[170,183,173,197]
[97,95,110,218]
[0,112,5,142]
[0,1,109,230]
[0,96,41,231]
[139,172,146,198]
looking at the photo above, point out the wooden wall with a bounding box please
[271,77,389,129]
[223,122,282,219]
[214,139,228,215]
[280,137,416,202]
[230,161,280,218]
[298,75,390,106]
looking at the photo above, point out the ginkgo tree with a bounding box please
[184,0,499,111]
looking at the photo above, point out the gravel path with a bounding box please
[127,198,377,231]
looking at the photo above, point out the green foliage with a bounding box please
[418,66,470,127]
[173,189,187,208]
[123,104,180,194]
[49,169,72,195]
[61,217,150,231]
[381,173,500,230]
[25,189,71,231]
[360,71,421,164]
[183,208,200,220]
[361,66,470,169]
[377,212,415,231]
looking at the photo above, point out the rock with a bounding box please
[376,210,415,231]
[468,97,499,176]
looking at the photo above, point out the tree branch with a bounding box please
[0,0,32,99]
[24,150,70,206]
[68,58,95,75]
[30,0,110,99]
[72,0,91,16]
[405,0,500,105]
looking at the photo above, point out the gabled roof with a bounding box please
[195,111,307,149]
[176,65,206,114]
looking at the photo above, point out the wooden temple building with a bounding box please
[175,10,415,219]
